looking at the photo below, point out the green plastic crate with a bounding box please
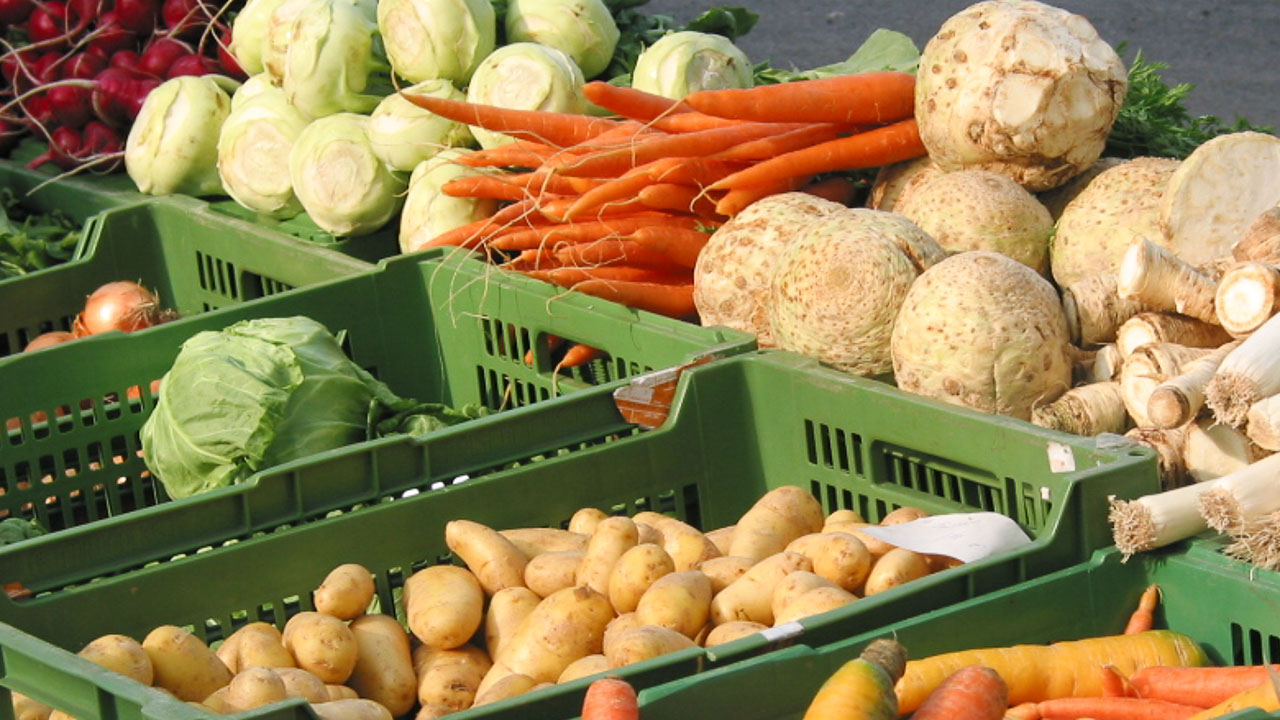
[0,351,1156,720]
[2,140,149,213]
[202,199,403,266]
[0,197,377,358]
[635,539,1280,720]
[0,246,751,540]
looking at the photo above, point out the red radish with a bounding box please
[26,1,69,49]
[215,25,243,78]
[78,281,166,335]
[113,0,157,34]
[17,94,55,132]
[46,83,92,127]
[0,47,39,93]
[7,67,162,128]
[86,12,139,56]
[26,125,82,170]
[30,50,63,84]
[138,36,192,77]
[108,48,142,73]
[160,0,207,40]
[63,50,107,80]
[0,0,34,26]
[165,52,217,78]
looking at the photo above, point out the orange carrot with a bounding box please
[627,224,714,268]
[555,239,687,270]
[557,342,603,370]
[801,175,859,205]
[570,278,697,318]
[637,183,723,219]
[398,90,620,147]
[419,199,548,249]
[714,174,815,216]
[581,677,638,720]
[563,157,686,220]
[683,71,917,124]
[538,194,645,223]
[487,214,703,251]
[711,118,925,193]
[507,170,603,196]
[649,111,745,133]
[582,81,691,121]
[1005,702,1040,720]
[911,665,1009,720]
[1130,666,1280,708]
[1187,679,1280,719]
[713,122,850,161]
[523,333,564,366]
[1125,585,1162,634]
[453,140,566,168]
[649,158,749,186]
[1101,665,1129,698]
[553,121,812,178]
[1035,696,1204,720]
[441,175,532,201]
[568,120,654,151]
[526,266,690,286]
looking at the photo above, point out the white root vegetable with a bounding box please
[1182,417,1270,484]
[1110,451,1280,557]
[1159,132,1280,267]
[1030,382,1127,437]
[1234,207,1280,263]
[1222,509,1280,570]
[1070,346,1097,386]
[1215,262,1280,336]
[1120,343,1214,427]
[1036,156,1126,221]
[1117,237,1218,324]
[1147,341,1240,429]
[1246,395,1280,452]
[867,156,944,212]
[1092,344,1124,383]
[1061,274,1157,347]
[1126,426,1189,491]
[1205,311,1280,428]
[1115,312,1232,358]
[1196,452,1280,536]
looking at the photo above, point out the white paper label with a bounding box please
[855,512,1032,563]
[1047,441,1076,473]
[758,622,804,643]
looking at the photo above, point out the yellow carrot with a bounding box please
[895,630,1208,714]
[803,638,907,720]
[1187,678,1280,720]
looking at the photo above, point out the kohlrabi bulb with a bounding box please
[282,0,390,119]
[630,30,753,100]
[504,0,619,79]
[218,84,311,218]
[399,149,500,253]
[377,0,495,85]
[465,42,587,149]
[289,113,407,236]
[368,79,475,173]
[126,75,239,196]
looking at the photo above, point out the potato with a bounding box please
[635,570,712,639]
[216,622,294,674]
[704,525,735,556]
[557,653,612,683]
[703,621,767,647]
[926,553,965,572]
[226,666,288,711]
[602,612,643,658]
[607,543,675,614]
[823,509,865,528]
[696,556,754,594]
[729,486,825,562]
[636,522,663,546]
[880,506,929,526]
[568,507,609,535]
[497,585,615,683]
[414,703,456,720]
[446,519,528,594]
[326,685,360,701]
[524,550,585,598]
[281,611,358,684]
[347,613,416,717]
[500,527,589,559]
[788,532,872,593]
[402,564,484,650]
[710,551,812,626]
[863,548,932,596]
[275,667,329,702]
[11,692,52,720]
[576,516,640,595]
[605,625,696,667]
[79,633,154,685]
[142,625,233,702]
[485,586,542,660]
[313,563,376,620]
[833,523,895,559]
[771,570,838,621]
[412,644,491,711]
[773,586,857,626]
[310,698,394,720]
[472,673,538,707]
[633,512,719,571]
[46,711,75,720]
[202,686,233,713]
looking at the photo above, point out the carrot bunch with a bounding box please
[400,72,923,322]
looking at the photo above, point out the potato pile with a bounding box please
[41,487,958,720]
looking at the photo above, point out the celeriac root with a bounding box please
[1232,206,1280,264]
[1031,381,1127,437]
[1146,340,1241,429]
[1245,394,1280,451]
[1214,261,1280,336]
[1117,237,1219,324]
[1204,312,1280,428]
[1120,343,1214,427]
[1061,274,1156,347]
[1116,312,1233,357]
[1182,416,1270,484]
[1125,426,1189,491]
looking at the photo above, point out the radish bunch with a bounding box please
[0,0,247,170]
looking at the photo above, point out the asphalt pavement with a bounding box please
[641,0,1280,132]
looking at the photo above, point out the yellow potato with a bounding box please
[403,564,484,650]
[605,625,697,667]
[607,543,676,614]
[201,686,233,713]
[576,516,640,596]
[325,685,360,701]
[925,553,966,572]
[788,532,872,593]
[485,586,542,660]
[880,506,929,526]
[823,509,865,528]
[863,547,932,596]
[47,711,76,720]
[568,507,609,535]
[414,703,456,720]
[771,570,838,621]
[446,519,528,594]
[703,621,767,647]
[216,622,294,674]
[633,512,720,571]
[695,556,754,595]
[275,667,329,702]
[524,550,585,598]
[473,660,518,701]
[281,611,358,684]
[11,692,52,720]
[636,522,663,546]
[310,698,394,720]
[347,613,416,717]
[729,486,825,562]
[602,612,643,658]
[635,570,712,639]
[710,551,812,626]
[556,653,612,683]
[497,585,615,683]
[142,625,233,702]
[226,666,288,711]
[313,563,376,620]
[500,527,589,559]
[472,673,538,707]
[832,523,895,559]
[704,525,735,557]
[412,644,492,711]
[78,633,154,685]
[773,586,857,626]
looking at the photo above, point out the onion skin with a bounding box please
[23,331,76,352]
[78,281,166,335]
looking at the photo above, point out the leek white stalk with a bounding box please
[1030,381,1127,437]
[1205,311,1280,427]
[1119,342,1213,427]
[1061,274,1155,347]
[1146,340,1240,429]
[1196,452,1280,535]
[1125,426,1188,491]
[1183,416,1268,484]
[1246,394,1280,452]
[1215,261,1280,336]
[1110,451,1280,557]
[1117,236,1218,324]
[1115,311,1232,357]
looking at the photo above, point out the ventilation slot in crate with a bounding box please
[804,420,865,479]
[197,252,241,300]
[878,445,1004,511]
[1231,623,1280,666]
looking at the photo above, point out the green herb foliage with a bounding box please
[1107,49,1275,160]
[0,517,47,546]
[0,189,82,279]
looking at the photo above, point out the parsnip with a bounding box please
[1147,341,1240,429]
[1125,426,1190,491]
[1215,261,1280,336]
[1117,237,1218,324]
[1031,381,1127,437]
[1234,206,1280,263]
[1120,343,1214,426]
[1116,313,1232,358]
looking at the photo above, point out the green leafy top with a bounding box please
[0,189,83,279]
[754,28,920,84]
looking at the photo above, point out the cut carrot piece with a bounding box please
[683,71,917,124]
[558,343,604,370]
[1125,584,1162,634]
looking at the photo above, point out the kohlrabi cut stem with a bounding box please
[1215,261,1280,336]
[1205,311,1280,428]
[1031,381,1127,437]
[1117,236,1219,324]
[1147,340,1240,429]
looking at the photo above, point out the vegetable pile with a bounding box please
[0,187,81,277]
